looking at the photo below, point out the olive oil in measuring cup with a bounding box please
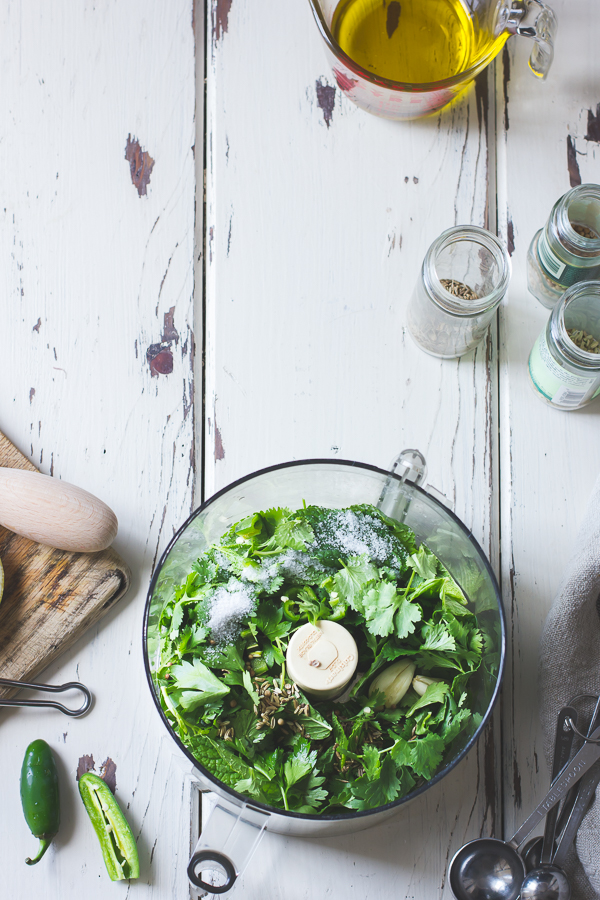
[330,0,503,84]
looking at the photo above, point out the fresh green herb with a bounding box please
[155,503,489,814]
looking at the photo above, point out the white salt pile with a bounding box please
[279,549,329,580]
[207,578,256,644]
[310,510,397,563]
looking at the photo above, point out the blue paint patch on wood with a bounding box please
[316,78,336,128]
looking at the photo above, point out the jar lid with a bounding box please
[285,620,358,700]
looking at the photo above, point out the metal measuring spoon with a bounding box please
[540,708,578,860]
[523,695,600,873]
[519,759,600,900]
[447,706,575,900]
[448,724,600,900]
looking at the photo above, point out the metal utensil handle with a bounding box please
[541,706,578,863]
[511,724,600,848]
[556,694,600,842]
[0,679,92,717]
[553,762,600,869]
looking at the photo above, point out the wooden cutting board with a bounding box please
[0,431,131,697]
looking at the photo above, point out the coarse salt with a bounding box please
[207,579,256,644]
[310,510,396,563]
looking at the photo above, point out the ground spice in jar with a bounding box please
[567,328,600,353]
[407,225,510,359]
[526,186,600,309]
[571,223,600,240]
[440,279,479,301]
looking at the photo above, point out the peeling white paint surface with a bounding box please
[2,0,600,897]
[0,1,197,897]
[204,1,498,898]
[497,1,600,842]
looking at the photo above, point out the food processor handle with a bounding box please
[188,797,269,896]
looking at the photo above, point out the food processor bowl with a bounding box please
[143,458,505,893]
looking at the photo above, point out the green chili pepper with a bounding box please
[282,597,302,621]
[250,655,269,675]
[20,739,60,865]
[78,772,140,881]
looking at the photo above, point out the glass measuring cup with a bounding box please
[308,0,557,120]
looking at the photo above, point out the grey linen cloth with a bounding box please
[540,473,600,899]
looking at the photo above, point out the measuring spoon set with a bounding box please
[449,695,600,900]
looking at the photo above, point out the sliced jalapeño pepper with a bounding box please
[282,596,302,621]
[78,772,140,881]
[328,600,347,621]
[20,739,60,865]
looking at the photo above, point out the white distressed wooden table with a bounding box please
[1,1,599,897]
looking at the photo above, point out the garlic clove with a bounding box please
[412,674,442,697]
[369,660,416,708]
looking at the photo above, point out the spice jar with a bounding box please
[528,281,600,410]
[527,184,600,309]
[406,225,511,359]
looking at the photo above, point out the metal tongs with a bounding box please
[0,677,92,717]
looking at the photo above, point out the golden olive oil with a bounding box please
[331,0,493,85]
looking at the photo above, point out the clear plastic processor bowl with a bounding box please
[143,459,505,890]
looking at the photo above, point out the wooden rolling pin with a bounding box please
[0,468,118,552]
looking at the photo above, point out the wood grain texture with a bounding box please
[203,2,500,897]
[3,0,599,897]
[0,431,130,695]
[496,0,600,840]
[0,1,197,897]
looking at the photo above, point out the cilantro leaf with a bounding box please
[361,582,422,639]
[192,555,219,582]
[169,660,229,711]
[421,621,456,652]
[392,733,445,779]
[346,754,401,809]
[334,555,379,609]
[297,772,329,812]
[274,516,314,551]
[251,601,292,642]
[394,594,423,639]
[362,582,400,636]
[408,547,438,580]
[169,601,185,639]
[296,695,332,740]
[361,744,381,778]
[205,642,245,672]
[284,742,316,789]
[242,670,259,705]
[404,681,450,718]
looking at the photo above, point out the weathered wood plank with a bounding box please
[497,0,600,841]
[0,1,197,897]
[204,2,500,897]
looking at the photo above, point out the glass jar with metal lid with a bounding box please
[527,184,600,309]
[528,280,600,410]
[406,225,511,359]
